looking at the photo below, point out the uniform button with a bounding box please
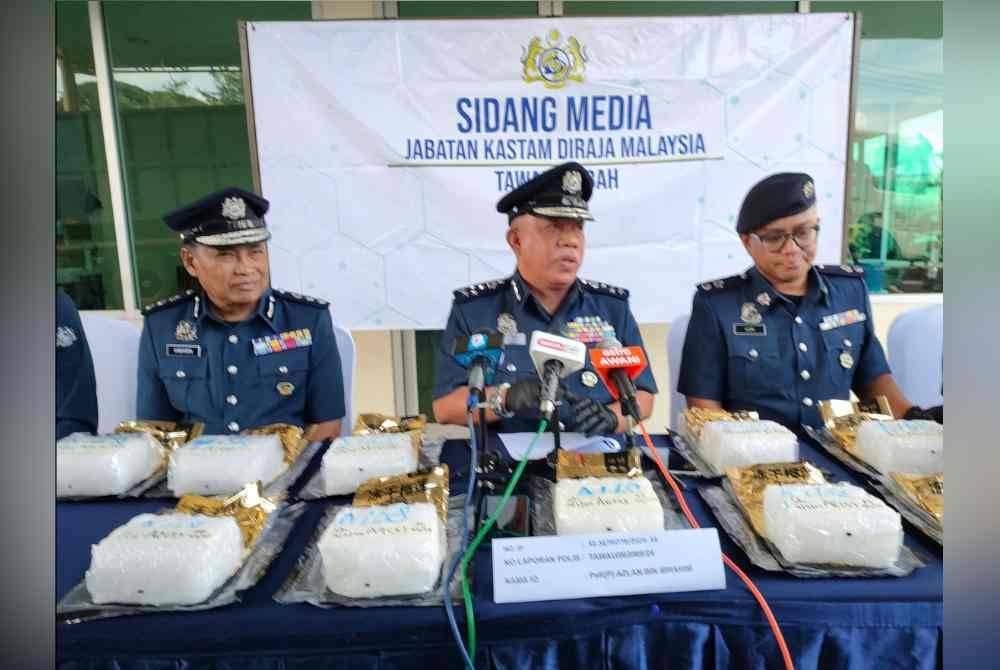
[794,316,803,325]
[803,397,814,407]
[277,365,289,375]
[175,370,186,379]
[748,349,759,359]
[227,421,240,432]
[228,334,239,344]
[226,394,238,406]
[800,370,811,381]
[227,365,238,375]
[506,363,517,372]
[843,339,852,348]
[798,342,808,352]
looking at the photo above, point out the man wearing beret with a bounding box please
[57,288,98,439]
[678,172,942,433]
[433,162,658,436]
[136,187,346,440]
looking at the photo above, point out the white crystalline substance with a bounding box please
[57,433,163,496]
[763,483,903,568]
[322,434,418,496]
[854,420,943,475]
[697,420,798,473]
[85,513,243,605]
[319,502,445,598]
[168,435,285,496]
[554,476,665,535]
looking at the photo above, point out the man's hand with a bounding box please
[503,377,564,418]
[903,405,943,424]
[564,390,618,437]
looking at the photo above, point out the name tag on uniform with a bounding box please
[819,309,867,331]
[733,324,766,336]
[166,343,202,357]
[252,328,312,356]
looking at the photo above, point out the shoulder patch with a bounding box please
[453,278,509,303]
[272,289,329,308]
[695,273,743,293]
[141,289,195,316]
[580,278,629,299]
[815,263,866,279]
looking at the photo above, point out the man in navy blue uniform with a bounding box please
[136,187,345,440]
[57,289,98,439]
[678,172,942,432]
[433,162,658,435]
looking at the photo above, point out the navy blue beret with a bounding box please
[496,162,594,223]
[736,173,816,234]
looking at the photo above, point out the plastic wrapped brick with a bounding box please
[554,476,665,535]
[854,420,943,475]
[318,502,445,598]
[321,433,419,496]
[168,435,285,496]
[762,483,903,568]
[57,433,164,497]
[698,420,798,473]
[85,513,244,605]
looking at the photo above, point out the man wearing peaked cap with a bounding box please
[678,172,942,433]
[433,162,658,436]
[136,187,347,440]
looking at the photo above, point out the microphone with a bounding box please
[452,330,505,404]
[589,337,647,424]
[528,331,586,420]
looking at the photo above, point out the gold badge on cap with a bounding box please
[740,302,763,325]
[839,352,854,369]
[175,320,197,342]
[562,170,583,195]
[581,370,599,388]
[276,382,295,396]
[803,180,815,199]
[221,196,247,220]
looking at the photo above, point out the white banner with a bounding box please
[246,14,855,329]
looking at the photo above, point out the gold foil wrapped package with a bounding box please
[819,397,893,454]
[353,465,450,524]
[682,407,758,443]
[242,423,306,464]
[890,472,943,522]
[725,462,826,536]
[175,481,278,548]
[352,413,427,435]
[555,447,643,480]
[115,420,204,453]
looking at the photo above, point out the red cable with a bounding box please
[638,422,795,670]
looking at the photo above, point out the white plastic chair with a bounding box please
[666,313,691,431]
[330,313,356,437]
[79,313,142,434]
[887,304,944,408]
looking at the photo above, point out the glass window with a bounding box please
[102,1,311,307]
[56,2,124,310]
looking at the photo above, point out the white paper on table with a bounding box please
[498,433,622,460]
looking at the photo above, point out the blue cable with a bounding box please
[443,407,479,669]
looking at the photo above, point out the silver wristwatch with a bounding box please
[488,382,514,418]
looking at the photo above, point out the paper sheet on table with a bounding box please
[498,433,622,460]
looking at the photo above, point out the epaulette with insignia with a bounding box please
[695,273,744,292]
[580,279,629,299]
[272,289,329,308]
[815,263,866,278]
[453,278,509,303]
[141,289,195,316]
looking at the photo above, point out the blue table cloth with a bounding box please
[57,434,942,669]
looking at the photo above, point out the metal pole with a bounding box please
[88,0,139,314]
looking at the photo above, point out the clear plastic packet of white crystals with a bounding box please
[57,485,305,622]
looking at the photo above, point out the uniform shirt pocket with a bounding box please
[157,356,209,413]
[256,348,311,406]
[821,322,866,389]
[726,337,781,398]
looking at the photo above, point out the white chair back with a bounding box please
[666,313,691,431]
[887,304,944,408]
[331,314,356,437]
[79,313,141,434]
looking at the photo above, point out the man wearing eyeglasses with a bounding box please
[678,172,941,433]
